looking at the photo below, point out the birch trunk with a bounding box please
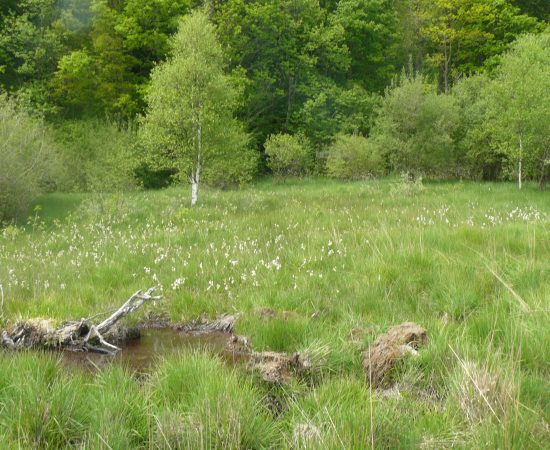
[191,121,202,206]
[443,39,449,94]
[191,177,199,206]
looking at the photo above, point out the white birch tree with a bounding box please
[486,33,550,189]
[140,10,253,205]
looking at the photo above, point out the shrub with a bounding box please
[373,73,460,178]
[202,125,259,189]
[55,119,139,192]
[452,74,502,180]
[326,134,385,180]
[0,96,60,222]
[264,133,313,178]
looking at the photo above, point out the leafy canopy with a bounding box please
[140,10,256,190]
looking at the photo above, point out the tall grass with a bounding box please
[0,178,548,447]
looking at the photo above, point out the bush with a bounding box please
[373,73,460,178]
[55,119,139,192]
[452,74,503,180]
[202,124,259,189]
[326,134,385,180]
[0,96,60,222]
[264,133,313,178]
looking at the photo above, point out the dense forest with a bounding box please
[0,0,549,218]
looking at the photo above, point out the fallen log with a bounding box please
[0,287,161,355]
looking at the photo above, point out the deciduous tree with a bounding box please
[485,32,550,189]
[373,73,460,177]
[140,11,255,205]
[331,0,401,92]
[417,0,540,92]
[214,0,349,145]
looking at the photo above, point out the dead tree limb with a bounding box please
[0,287,161,355]
[96,287,161,335]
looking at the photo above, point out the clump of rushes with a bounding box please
[151,351,280,448]
[0,354,89,448]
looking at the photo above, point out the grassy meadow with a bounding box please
[0,178,549,448]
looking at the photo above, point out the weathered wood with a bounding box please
[0,287,161,354]
[96,288,161,335]
[1,331,16,350]
[84,325,120,354]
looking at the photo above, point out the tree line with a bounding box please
[0,0,549,215]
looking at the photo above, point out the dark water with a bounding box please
[60,328,232,374]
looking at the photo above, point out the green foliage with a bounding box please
[417,0,541,92]
[55,119,139,192]
[452,73,505,180]
[373,73,460,177]
[141,10,255,203]
[299,83,379,149]
[0,0,94,114]
[0,0,548,190]
[484,32,550,188]
[86,0,191,120]
[512,0,550,20]
[201,130,259,189]
[214,0,350,145]
[0,0,66,87]
[117,0,191,66]
[89,0,142,120]
[326,134,385,180]
[331,0,401,92]
[264,133,314,178]
[450,31,550,185]
[1,0,546,165]
[0,96,59,222]
[52,50,99,116]
[0,0,192,119]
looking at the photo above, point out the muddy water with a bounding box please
[61,328,233,374]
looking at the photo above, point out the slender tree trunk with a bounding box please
[285,76,294,130]
[191,122,202,206]
[191,177,199,206]
[443,42,449,94]
[518,133,523,190]
[442,37,451,94]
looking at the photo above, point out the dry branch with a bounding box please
[0,287,161,355]
[96,288,161,334]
